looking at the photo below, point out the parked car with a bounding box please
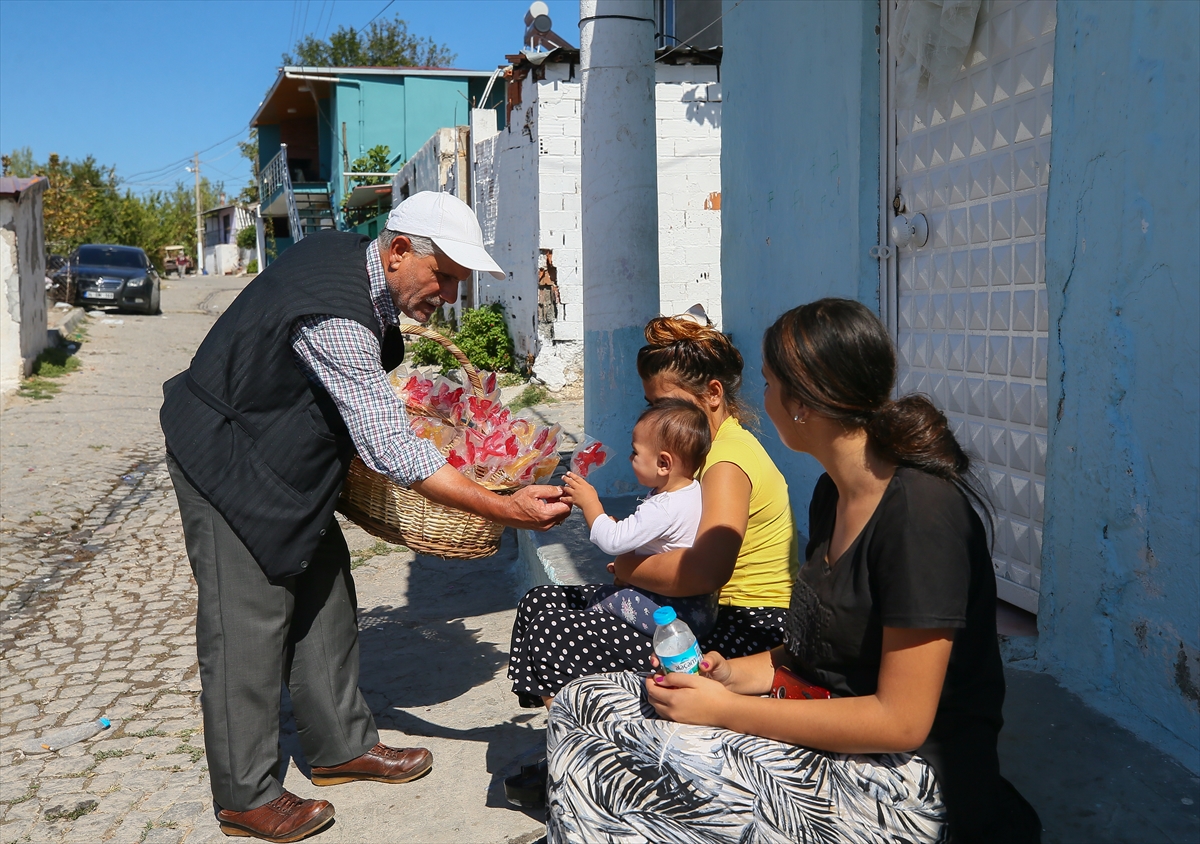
[61,244,161,314]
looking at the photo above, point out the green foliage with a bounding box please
[236,225,257,250]
[3,146,224,270]
[237,129,259,204]
[245,259,259,274]
[455,304,515,373]
[283,17,456,68]
[409,305,516,375]
[410,329,459,373]
[509,385,553,411]
[19,346,81,400]
[343,145,401,227]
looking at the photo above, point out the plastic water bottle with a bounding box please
[652,607,702,675]
[20,718,111,754]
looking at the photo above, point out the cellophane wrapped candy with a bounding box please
[390,367,585,487]
[569,436,611,479]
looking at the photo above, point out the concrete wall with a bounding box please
[471,58,722,391]
[656,63,723,324]
[0,184,48,395]
[1038,0,1200,770]
[720,0,881,507]
[392,126,470,203]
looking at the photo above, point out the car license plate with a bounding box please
[83,291,115,300]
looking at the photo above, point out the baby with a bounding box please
[563,398,719,638]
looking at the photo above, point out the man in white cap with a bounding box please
[160,191,568,841]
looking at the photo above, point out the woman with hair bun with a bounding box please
[542,299,1039,844]
[503,310,797,806]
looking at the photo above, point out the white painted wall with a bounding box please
[471,58,721,391]
[656,64,722,326]
[392,126,471,204]
[0,185,48,397]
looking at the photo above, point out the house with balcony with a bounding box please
[251,65,504,264]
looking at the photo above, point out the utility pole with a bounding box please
[194,152,203,276]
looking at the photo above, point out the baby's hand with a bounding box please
[563,472,600,509]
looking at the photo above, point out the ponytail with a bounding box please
[764,299,990,520]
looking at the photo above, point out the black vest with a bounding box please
[160,231,404,581]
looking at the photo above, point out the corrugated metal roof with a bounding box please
[0,175,49,198]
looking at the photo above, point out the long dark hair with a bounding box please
[763,298,990,519]
[636,316,755,425]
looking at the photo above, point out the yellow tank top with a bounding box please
[699,417,797,608]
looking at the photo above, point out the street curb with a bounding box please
[49,306,87,344]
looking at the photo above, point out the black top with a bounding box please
[784,468,1034,843]
[161,231,404,581]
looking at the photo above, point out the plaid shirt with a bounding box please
[289,241,445,487]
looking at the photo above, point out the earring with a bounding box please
[793,415,805,424]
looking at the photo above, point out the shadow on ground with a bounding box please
[278,529,548,820]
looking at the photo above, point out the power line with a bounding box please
[299,0,311,41]
[363,0,394,29]
[657,0,743,63]
[321,0,336,38]
[122,127,248,183]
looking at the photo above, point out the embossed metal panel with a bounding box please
[892,0,1055,612]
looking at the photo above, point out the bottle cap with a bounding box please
[652,606,677,626]
[99,718,111,729]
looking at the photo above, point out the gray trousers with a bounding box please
[168,456,378,811]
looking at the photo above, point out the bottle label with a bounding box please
[658,642,702,675]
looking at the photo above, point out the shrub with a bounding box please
[236,226,258,250]
[454,303,514,373]
[245,259,258,274]
[408,304,516,375]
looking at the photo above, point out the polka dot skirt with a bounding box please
[507,584,789,699]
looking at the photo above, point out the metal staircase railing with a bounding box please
[260,143,304,242]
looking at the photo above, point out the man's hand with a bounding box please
[412,465,568,530]
[503,485,571,531]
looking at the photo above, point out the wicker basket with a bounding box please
[336,324,514,559]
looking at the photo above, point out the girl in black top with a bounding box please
[543,299,1040,843]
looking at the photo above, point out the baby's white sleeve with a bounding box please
[589,499,671,556]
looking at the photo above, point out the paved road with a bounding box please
[0,277,550,843]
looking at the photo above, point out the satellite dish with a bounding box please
[524,1,575,51]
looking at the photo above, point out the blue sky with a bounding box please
[0,0,578,194]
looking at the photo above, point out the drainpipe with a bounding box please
[579,0,660,495]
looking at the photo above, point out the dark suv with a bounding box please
[65,244,161,314]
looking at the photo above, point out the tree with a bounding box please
[4,147,223,269]
[237,129,260,205]
[282,16,456,68]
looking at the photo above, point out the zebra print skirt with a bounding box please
[545,672,948,844]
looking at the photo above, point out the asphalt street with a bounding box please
[0,276,550,844]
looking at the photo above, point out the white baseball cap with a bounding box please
[385,191,505,280]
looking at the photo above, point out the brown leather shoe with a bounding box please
[310,742,433,786]
[216,791,334,842]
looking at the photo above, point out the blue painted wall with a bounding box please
[1040,0,1199,768]
[720,0,880,519]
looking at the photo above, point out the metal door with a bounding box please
[884,0,1056,613]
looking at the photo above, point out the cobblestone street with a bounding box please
[0,277,553,843]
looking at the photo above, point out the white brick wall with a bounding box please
[470,59,721,391]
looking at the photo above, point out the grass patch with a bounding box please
[45,799,97,821]
[498,372,526,388]
[93,749,129,761]
[174,743,205,764]
[509,385,552,411]
[4,782,39,806]
[18,345,81,400]
[127,728,165,738]
[350,540,405,570]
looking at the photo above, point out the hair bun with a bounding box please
[644,315,718,346]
